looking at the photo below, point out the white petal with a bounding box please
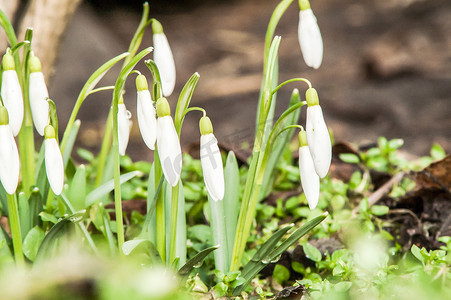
[45,138,64,195]
[137,90,157,150]
[299,146,320,209]
[153,33,176,97]
[0,125,20,194]
[200,133,224,201]
[29,72,50,136]
[298,9,323,69]
[1,70,24,136]
[157,116,181,186]
[118,103,131,156]
[306,105,331,178]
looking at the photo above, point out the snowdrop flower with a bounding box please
[298,0,323,69]
[305,88,331,178]
[29,55,50,136]
[0,107,20,194]
[152,20,176,97]
[44,125,64,195]
[156,97,181,186]
[136,74,157,150]
[1,52,24,136]
[199,116,224,201]
[117,96,132,156]
[298,130,319,209]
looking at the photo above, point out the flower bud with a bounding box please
[117,98,131,156]
[136,75,157,150]
[157,113,182,187]
[44,125,64,195]
[29,55,50,136]
[0,106,20,194]
[1,53,24,136]
[298,2,323,69]
[153,20,176,97]
[199,116,224,201]
[298,131,319,209]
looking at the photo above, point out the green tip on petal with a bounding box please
[152,19,164,34]
[299,0,311,10]
[0,106,9,125]
[298,130,308,147]
[29,55,42,73]
[118,95,124,104]
[306,88,319,106]
[199,116,213,135]
[136,74,148,91]
[156,97,171,117]
[2,52,15,71]
[44,125,56,139]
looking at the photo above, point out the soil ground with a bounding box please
[49,0,451,161]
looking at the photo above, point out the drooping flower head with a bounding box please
[0,106,20,195]
[305,88,331,178]
[298,0,323,69]
[1,52,24,136]
[152,20,176,97]
[44,125,64,195]
[117,96,132,156]
[156,97,181,186]
[136,74,157,150]
[298,130,319,209]
[29,55,50,136]
[199,116,224,201]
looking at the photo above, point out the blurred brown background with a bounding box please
[1,0,450,161]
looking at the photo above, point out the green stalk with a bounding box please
[112,111,125,253]
[168,183,179,266]
[154,150,166,262]
[95,109,113,186]
[6,193,24,265]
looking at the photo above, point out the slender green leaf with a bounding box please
[68,164,87,211]
[223,151,240,263]
[233,213,326,295]
[62,120,81,166]
[209,194,229,273]
[0,9,18,46]
[18,192,30,239]
[178,245,219,277]
[174,73,200,134]
[85,171,140,206]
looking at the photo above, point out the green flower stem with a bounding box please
[122,2,150,68]
[45,190,54,212]
[95,109,113,187]
[6,193,24,265]
[271,78,312,97]
[154,150,166,262]
[169,183,179,266]
[263,0,295,71]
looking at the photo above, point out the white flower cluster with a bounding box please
[298,88,331,209]
[0,52,64,195]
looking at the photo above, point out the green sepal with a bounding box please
[306,88,319,106]
[156,97,171,117]
[0,106,9,125]
[199,116,213,135]
[29,55,42,73]
[136,74,149,91]
[1,52,15,70]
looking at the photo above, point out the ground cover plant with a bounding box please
[0,0,450,299]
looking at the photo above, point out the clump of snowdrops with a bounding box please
[0,0,330,296]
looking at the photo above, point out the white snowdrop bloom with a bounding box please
[153,20,176,97]
[298,1,323,69]
[136,75,157,150]
[156,97,181,187]
[44,125,64,195]
[199,117,224,201]
[1,53,24,136]
[0,107,20,194]
[305,88,331,178]
[117,101,132,156]
[29,56,50,136]
[298,131,319,209]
